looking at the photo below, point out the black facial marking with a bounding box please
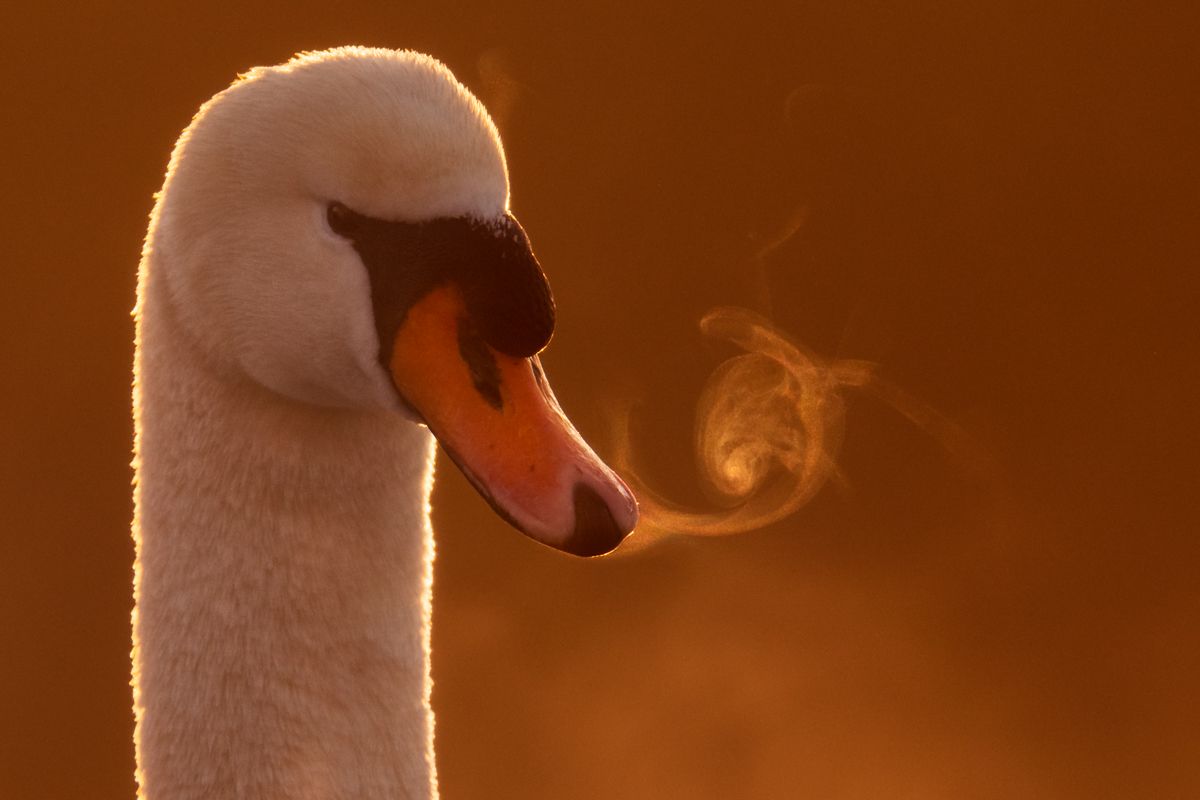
[456,320,503,410]
[459,218,556,358]
[328,203,556,369]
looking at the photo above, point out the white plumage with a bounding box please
[132,47,634,800]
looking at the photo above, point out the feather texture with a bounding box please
[131,47,511,799]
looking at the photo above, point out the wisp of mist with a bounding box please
[612,306,982,553]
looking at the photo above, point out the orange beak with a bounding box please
[388,284,638,556]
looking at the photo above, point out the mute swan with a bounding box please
[131,47,637,800]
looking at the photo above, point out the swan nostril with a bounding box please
[456,320,503,410]
[563,483,629,558]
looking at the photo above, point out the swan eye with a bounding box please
[327,201,360,238]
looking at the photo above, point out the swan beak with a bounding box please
[387,284,638,556]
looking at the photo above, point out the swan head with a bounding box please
[151,47,637,556]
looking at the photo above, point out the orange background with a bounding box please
[2,3,1196,798]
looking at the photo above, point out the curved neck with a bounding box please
[132,265,438,799]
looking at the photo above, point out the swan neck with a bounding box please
[132,271,439,800]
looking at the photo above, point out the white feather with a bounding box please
[132,47,507,799]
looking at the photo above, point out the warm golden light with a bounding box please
[6,5,1192,798]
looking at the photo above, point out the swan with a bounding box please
[131,47,638,800]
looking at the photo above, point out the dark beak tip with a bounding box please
[561,483,632,558]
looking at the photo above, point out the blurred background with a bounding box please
[1,2,1196,798]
